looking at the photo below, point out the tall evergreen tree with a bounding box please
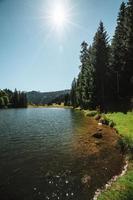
[70,1,133,111]
[12,89,19,108]
[110,2,127,98]
[82,46,94,109]
[12,89,28,108]
[64,93,70,106]
[76,72,82,107]
[78,41,89,108]
[70,78,77,108]
[91,21,109,108]
[124,0,133,96]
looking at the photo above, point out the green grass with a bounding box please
[98,162,133,200]
[84,110,98,117]
[98,112,133,200]
[106,112,133,150]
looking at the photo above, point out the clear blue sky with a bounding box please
[0,0,125,92]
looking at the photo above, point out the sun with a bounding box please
[45,1,73,33]
[51,4,67,29]
[38,1,80,40]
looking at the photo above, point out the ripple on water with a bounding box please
[0,108,124,200]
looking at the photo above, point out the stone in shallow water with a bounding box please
[92,132,103,139]
[81,175,91,185]
[95,114,101,120]
[98,122,103,126]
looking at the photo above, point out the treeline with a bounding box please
[69,0,133,111]
[0,89,27,108]
[47,93,70,106]
[27,90,70,105]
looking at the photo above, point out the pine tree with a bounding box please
[81,46,94,109]
[91,21,109,108]
[12,89,19,108]
[78,41,89,108]
[64,93,70,106]
[76,72,82,107]
[70,78,77,108]
[124,0,133,96]
[110,2,127,98]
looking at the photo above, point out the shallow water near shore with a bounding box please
[0,108,124,200]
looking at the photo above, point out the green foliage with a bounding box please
[108,112,132,130]
[70,0,133,111]
[70,22,110,110]
[71,42,94,109]
[85,110,98,117]
[0,97,5,107]
[27,90,70,105]
[64,93,71,106]
[125,0,133,97]
[0,89,28,108]
[91,21,110,107]
[98,162,133,200]
[98,112,133,200]
[106,112,133,151]
[2,96,9,106]
[0,90,9,108]
[70,78,77,107]
[110,1,133,98]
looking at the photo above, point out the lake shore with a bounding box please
[96,112,133,200]
[28,104,72,109]
[0,107,129,200]
[71,113,125,199]
[82,110,133,200]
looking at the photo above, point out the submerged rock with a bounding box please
[95,114,101,120]
[99,118,109,125]
[92,132,103,139]
[81,175,91,185]
[97,128,102,132]
[98,122,102,126]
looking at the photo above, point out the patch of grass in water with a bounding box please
[98,112,133,200]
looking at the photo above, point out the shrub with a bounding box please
[85,110,98,117]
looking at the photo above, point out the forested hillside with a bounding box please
[27,90,70,105]
[70,0,133,112]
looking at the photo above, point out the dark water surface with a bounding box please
[0,108,123,200]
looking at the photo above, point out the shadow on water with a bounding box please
[0,108,124,200]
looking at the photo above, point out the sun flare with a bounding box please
[39,1,80,40]
[45,1,73,33]
[51,5,67,28]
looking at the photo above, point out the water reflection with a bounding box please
[0,108,123,200]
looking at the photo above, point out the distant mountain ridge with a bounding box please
[27,90,70,105]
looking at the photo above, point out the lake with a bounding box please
[0,108,123,200]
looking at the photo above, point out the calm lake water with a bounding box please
[0,108,123,200]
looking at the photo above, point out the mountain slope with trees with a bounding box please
[27,90,70,106]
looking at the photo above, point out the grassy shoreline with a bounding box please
[83,111,133,200]
[97,112,133,200]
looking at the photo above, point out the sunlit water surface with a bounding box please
[0,108,122,200]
